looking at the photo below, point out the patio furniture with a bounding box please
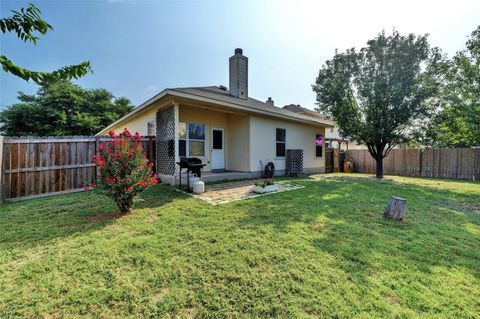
[176,157,206,192]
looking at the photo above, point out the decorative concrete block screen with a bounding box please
[286,149,304,176]
[156,106,176,176]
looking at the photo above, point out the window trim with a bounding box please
[179,122,206,157]
[276,128,286,158]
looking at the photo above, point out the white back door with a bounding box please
[211,128,225,170]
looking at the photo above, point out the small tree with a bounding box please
[88,129,158,213]
[313,30,442,178]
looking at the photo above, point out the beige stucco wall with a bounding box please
[98,100,165,136]
[179,105,229,172]
[100,101,327,175]
[227,114,250,172]
[100,109,156,136]
[249,115,325,173]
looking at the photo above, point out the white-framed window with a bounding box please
[179,122,206,157]
[276,128,286,157]
[147,120,155,136]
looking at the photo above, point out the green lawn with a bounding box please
[0,174,479,318]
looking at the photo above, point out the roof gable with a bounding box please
[98,86,332,134]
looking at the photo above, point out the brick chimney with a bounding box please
[229,48,248,99]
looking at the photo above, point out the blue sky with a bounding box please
[1,0,480,111]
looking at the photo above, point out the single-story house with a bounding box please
[98,49,333,185]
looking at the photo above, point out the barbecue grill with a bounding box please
[176,157,206,191]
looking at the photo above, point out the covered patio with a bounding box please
[155,98,252,185]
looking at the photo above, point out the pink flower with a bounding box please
[109,130,116,138]
[122,128,132,138]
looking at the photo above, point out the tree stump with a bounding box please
[384,196,406,220]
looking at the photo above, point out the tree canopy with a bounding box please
[1,3,91,84]
[0,82,134,136]
[313,30,442,178]
[422,25,480,147]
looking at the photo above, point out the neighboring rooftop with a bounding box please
[283,104,330,120]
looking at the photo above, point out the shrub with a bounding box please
[87,129,157,213]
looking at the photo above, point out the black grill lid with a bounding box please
[178,157,203,167]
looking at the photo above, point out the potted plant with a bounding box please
[252,178,278,194]
[344,159,354,173]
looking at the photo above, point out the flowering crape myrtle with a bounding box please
[86,129,157,213]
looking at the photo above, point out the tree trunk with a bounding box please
[375,156,384,179]
[384,196,406,220]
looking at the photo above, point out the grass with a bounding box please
[0,174,479,318]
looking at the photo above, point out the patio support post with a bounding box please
[173,102,180,180]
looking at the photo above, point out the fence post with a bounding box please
[419,149,423,176]
[95,136,99,178]
[0,136,4,203]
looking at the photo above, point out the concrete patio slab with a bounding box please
[180,179,304,205]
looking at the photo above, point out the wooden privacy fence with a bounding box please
[345,148,480,180]
[0,136,156,202]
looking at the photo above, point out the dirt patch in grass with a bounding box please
[151,288,169,303]
[86,211,126,223]
[146,214,160,222]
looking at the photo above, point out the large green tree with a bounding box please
[313,31,442,178]
[0,82,134,136]
[1,3,91,84]
[422,26,480,147]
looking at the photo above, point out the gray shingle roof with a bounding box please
[169,86,332,126]
[283,104,329,119]
[98,85,332,135]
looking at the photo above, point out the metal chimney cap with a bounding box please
[234,48,243,55]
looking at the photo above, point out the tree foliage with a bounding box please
[422,26,480,147]
[0,82,134,136]
[313,30,442,178]
[1,3,92,85]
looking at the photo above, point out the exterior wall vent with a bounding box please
[266,97,274,106]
